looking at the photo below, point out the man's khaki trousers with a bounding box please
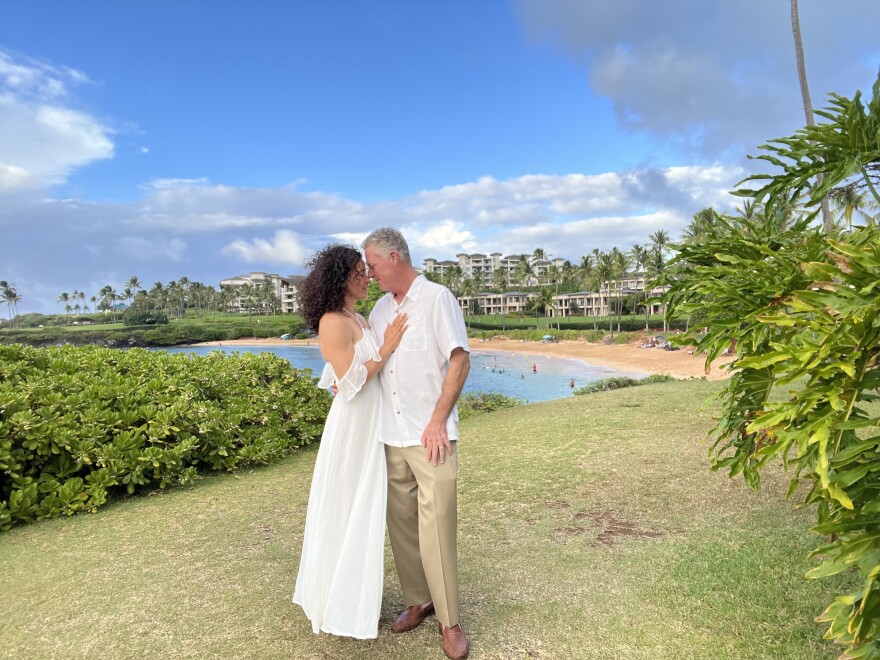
[385,442,460,627]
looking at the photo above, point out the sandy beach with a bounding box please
[192,336,735,381]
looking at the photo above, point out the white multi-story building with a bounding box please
[423,252,565,288]
[549,279,668,318]
[457,291,536,316]
[455,275,668,318]
[219,272,300,314]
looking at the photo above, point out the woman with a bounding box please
[292,244,407,639]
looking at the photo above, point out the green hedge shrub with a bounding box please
[0,343,331,531]
[457,392,524,420]
[123,309,169,326]
[573,373,676,395]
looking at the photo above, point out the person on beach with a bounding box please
[292,245,408,639]
[363,227,472,660]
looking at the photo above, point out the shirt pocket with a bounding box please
[400,323,427,351]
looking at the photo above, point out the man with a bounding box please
[363,228,471,660]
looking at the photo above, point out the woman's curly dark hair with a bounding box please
[297,244,363,332]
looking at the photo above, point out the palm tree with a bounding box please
[647,242,669,331]
[58,292,70,314]
[682,208,722,244]
[830,185,878,230]
[11,291,21,327]
[532,247,549,285]
[219,284,235,315]
[791,0,832,232]
[442,266,464,296]
[577,255,598,329]
[610,247,630,332]
[560,260,574,290]
[630,244,651,330]
[459,276,479,327]
[649,229,669,257]
[594,252,616,334]
[149,282,165,312]
[491,267,508,292]
[240,284,257,325]
[514,256,533,288]
[529,287,555,329]
[166,281,184,320]
[126,276,142,294]
[1,281,19,327]
[98,285,120,321]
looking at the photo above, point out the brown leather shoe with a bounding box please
[391,601,435,633]
[439,623,470,659]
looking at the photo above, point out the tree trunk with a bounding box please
[791,0,832,232]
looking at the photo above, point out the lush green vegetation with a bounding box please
[0,312,306,347]
[122,309,169,326]
[457,392,524,420]
[573,373,677,395]
[0,344,330,531]
[0,379,855,658]
[662,73,880,656]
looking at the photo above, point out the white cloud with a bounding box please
[403,220,479,256]
[117,236,187,261]
[222,229,310,266]
[330,231,370,248]
[513,0,880,158]
[4,165,743,312]
[145,177,209,190]
[496,210,683,259]
[0,51,113,194]
[0,163,34,192]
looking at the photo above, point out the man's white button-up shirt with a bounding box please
[369,275,470,447]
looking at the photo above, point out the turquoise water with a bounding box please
[158,345,645,403]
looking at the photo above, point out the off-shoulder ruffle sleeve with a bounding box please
[316,337,382,402]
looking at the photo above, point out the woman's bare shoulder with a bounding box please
[318,312,351,340]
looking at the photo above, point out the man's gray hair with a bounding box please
[362,227,412,264]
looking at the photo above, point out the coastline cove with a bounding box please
[155,345,646,403]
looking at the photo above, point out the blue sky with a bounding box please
[2,1,879,313]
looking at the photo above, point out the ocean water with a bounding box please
[158,344,645,403]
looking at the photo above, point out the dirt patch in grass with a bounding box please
[552,510,667,547]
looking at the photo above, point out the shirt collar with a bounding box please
[394,274,426,305]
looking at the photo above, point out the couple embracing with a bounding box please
[292,228,471,659]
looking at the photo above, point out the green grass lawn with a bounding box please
[0,379,854,659]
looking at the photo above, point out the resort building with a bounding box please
[454,276,668,318]
[219,272,300,314]
[457,291,536,316]
[423,252,566,288]
[550,277,668,318]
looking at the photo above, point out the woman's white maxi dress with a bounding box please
[292,328,386,639]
